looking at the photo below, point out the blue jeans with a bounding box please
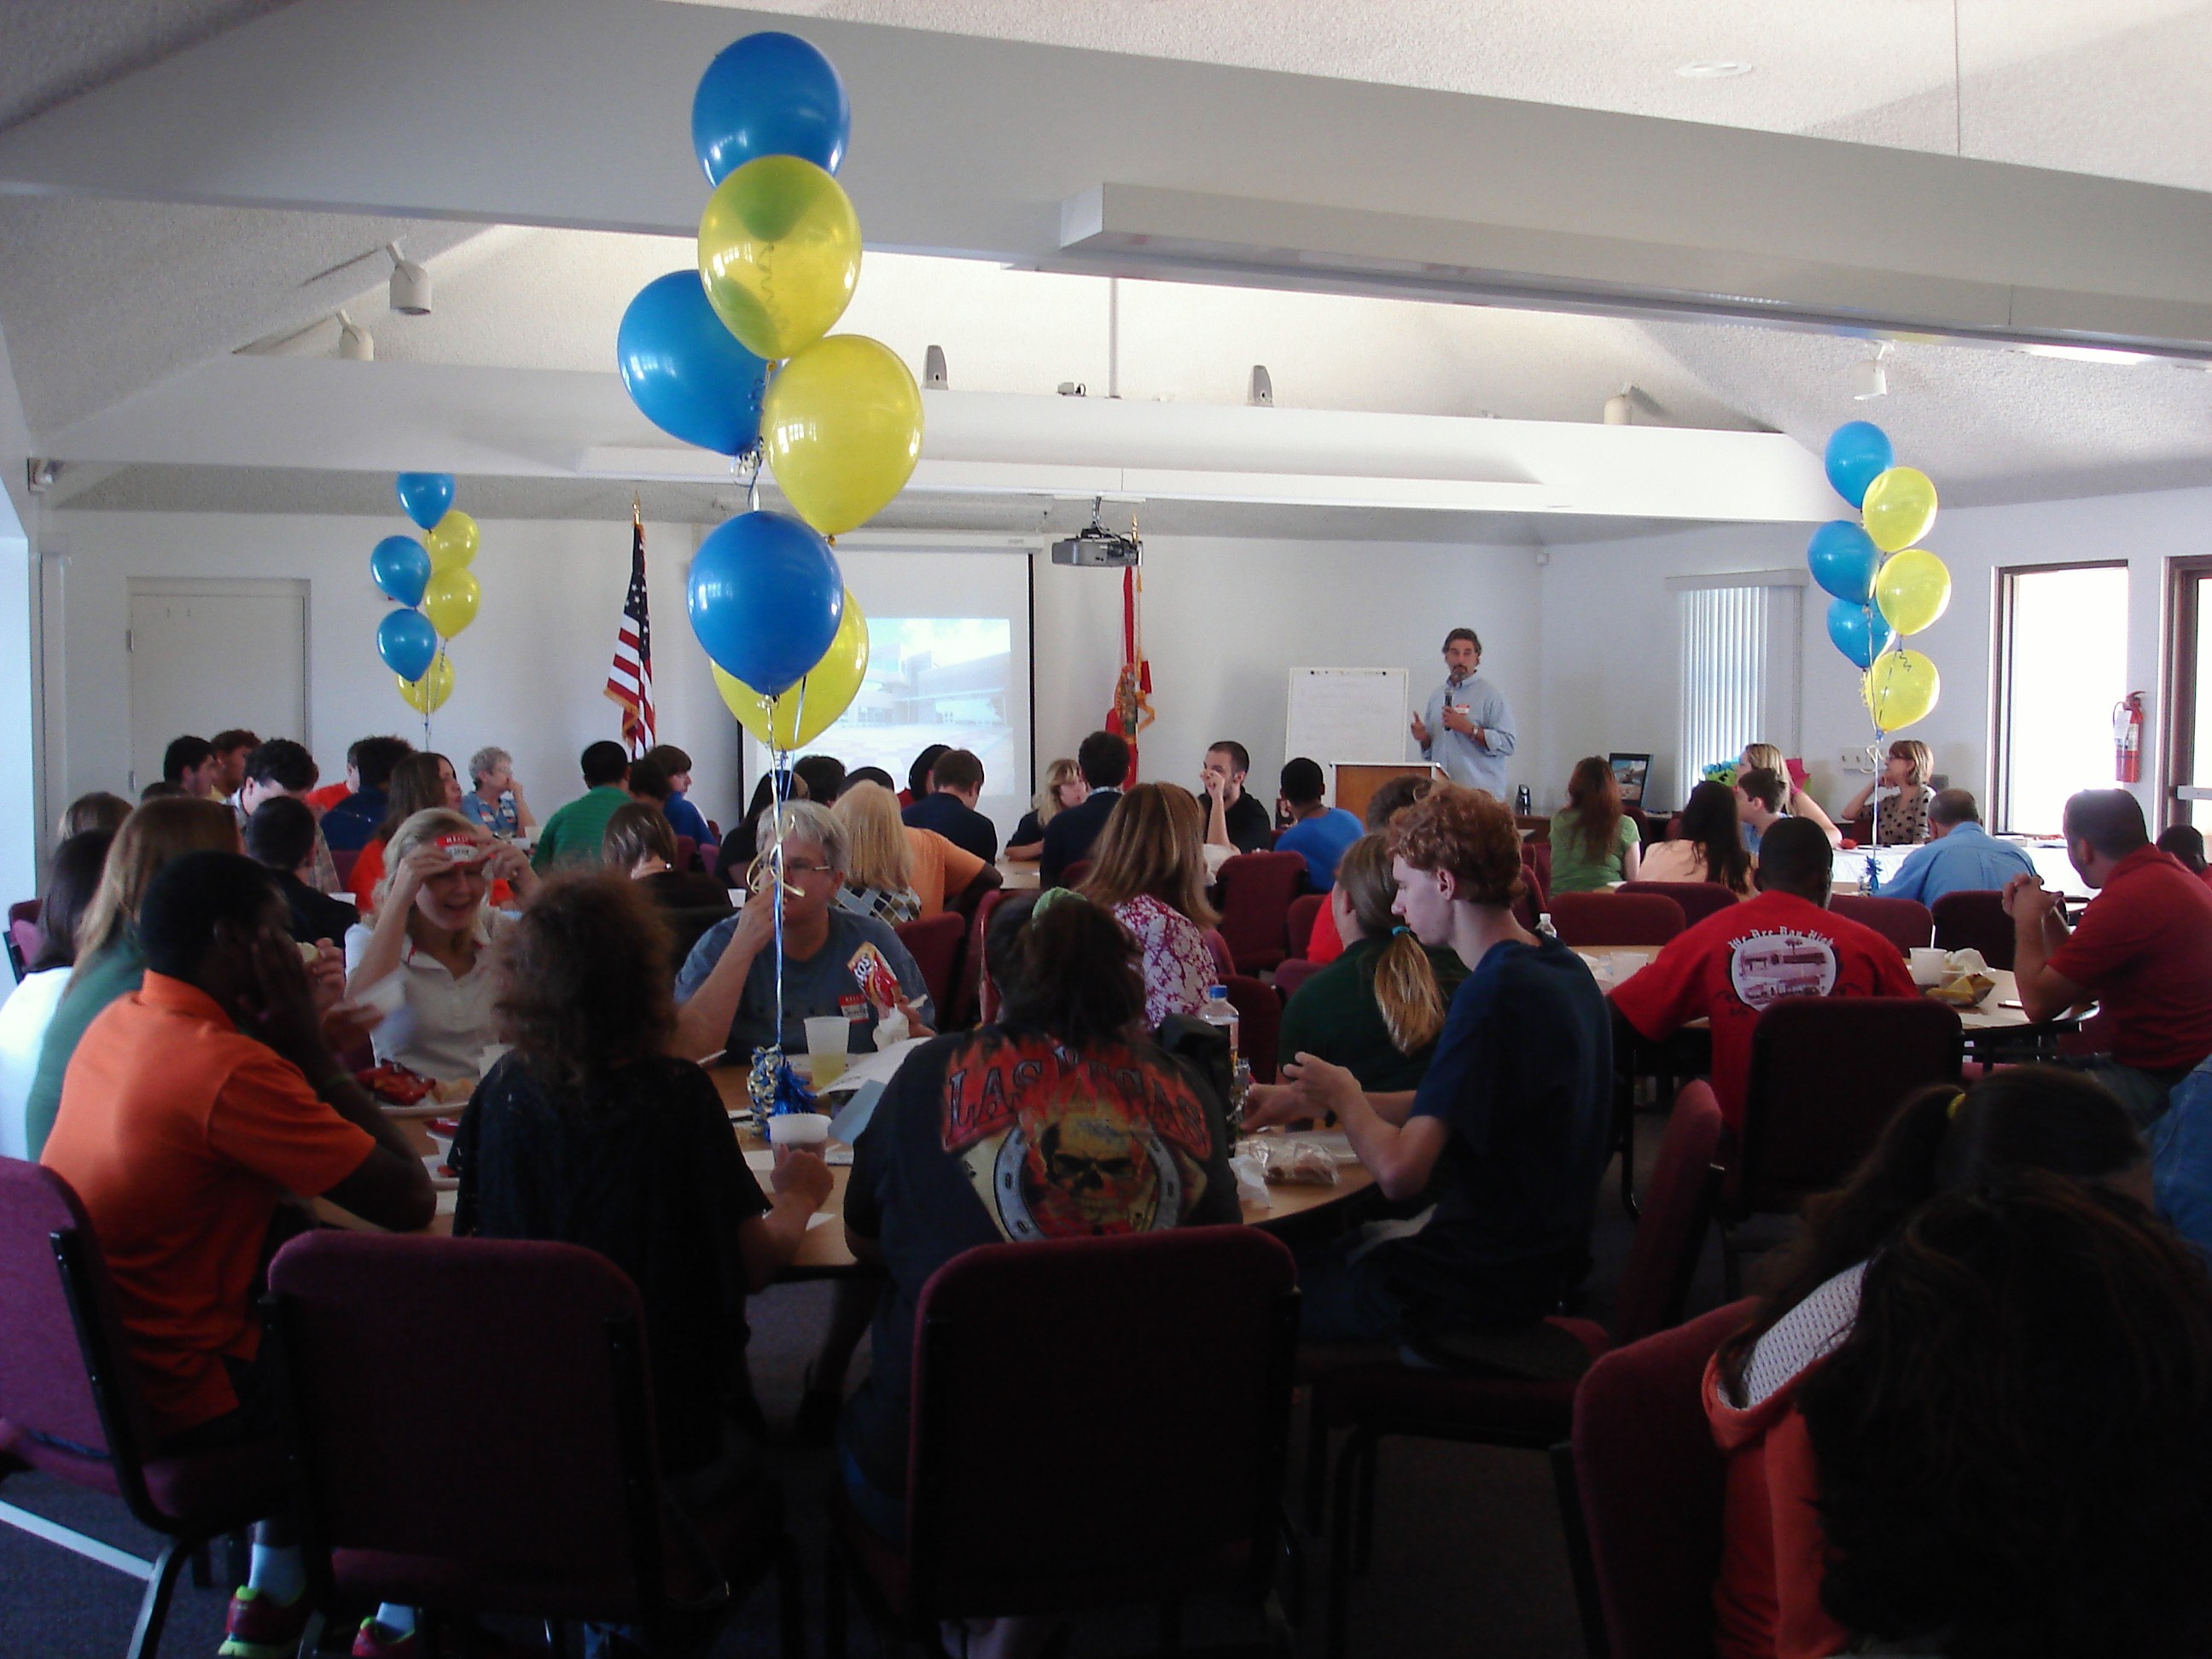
[1292,1231,1408,1345]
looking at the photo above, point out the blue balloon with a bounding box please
[692,31,850,183]
[369,535,432,608]
[1824,421,1894,509]
[377,608,439,683]
[617,272,772,457]
[688,510,844,697]
[1806,520,1881,603]
[395,473,455,532]
[1826,597,1895,671]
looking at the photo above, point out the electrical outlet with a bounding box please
[1840,748,1877,774]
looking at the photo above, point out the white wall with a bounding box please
[0,327,39,902]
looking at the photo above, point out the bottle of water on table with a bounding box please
[1201,985,1248,1124]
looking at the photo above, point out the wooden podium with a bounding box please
[1331,763,1442,823]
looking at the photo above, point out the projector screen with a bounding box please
[745,546,1033,839]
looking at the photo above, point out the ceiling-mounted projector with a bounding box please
[1051,500,1141,568]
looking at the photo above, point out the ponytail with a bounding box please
[1371,926,1447,1055]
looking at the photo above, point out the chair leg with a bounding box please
[824,1535,849,1659]
[777,1538,807,1659]
[1158,1599,1183,1653]
[1353,1429,1380,1578]
[1302,1405,1331,1534]
[126,1535,194,1659]
[1325,1432,1363,1659]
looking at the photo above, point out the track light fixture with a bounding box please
[1853,342,1891,401]
[337,311,374,361]
[387,241,431,316]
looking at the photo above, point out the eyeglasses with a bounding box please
[782,861,835,877]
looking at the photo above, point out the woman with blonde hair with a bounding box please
[1278,834,1465,1091]
[346,807,537,1081]
[1840,738,1936,845]
[834,779,990,921]
[1004,757,1086,863]
[1741,742,1842,848]
[1081,783,1220,1028]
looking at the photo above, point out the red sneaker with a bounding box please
[352,1617,420,1659]
[218,1585,311,1659]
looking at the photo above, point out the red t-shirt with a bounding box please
[2047,845,2212,1071]
[304,783,351,815]
[1306,895,1344,964]
[1609,889,1921,1128]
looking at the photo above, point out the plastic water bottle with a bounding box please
[1516,785,1534,816]
[1200,985,1241,1078]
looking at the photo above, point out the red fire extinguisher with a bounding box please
[2116,691,2145,783]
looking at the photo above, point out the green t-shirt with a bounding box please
[532,785,634,873]
[1547,811,1641,894]
[1277,934,1468,1094]
[24,936,147,1160]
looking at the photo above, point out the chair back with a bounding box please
[1618,881,1738,929]
[894,912,967,1022]
[1736,996,1963,1217]
[1223,974,1283,1086]
[1611,1083,1725,1344]
[1058,859,1092,892]
[960,888,1013,1028]
[268,1232,669,1619]
[1828,894,1933,956]
[1551,892,1685,948]
[1931,889,2015,969]
[1513,857,1547,934]
[1273,958,1320,1000]
[1200,928,1236,981]
[905,1228,1298,1620]
[1520,838,1553,899]
[7,899,38,982]
[330,847,360,893]
[673,833,699,874]
[1565,1300,1750,1659]
[1286,894,1324,959]
[1215,852,1305,973]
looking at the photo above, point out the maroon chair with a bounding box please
[8,898,39,981]
[267,1231,801,1656]
[1286,894,1324,960]
[893,912,966,1026]
[957,888,1013,1029]
[1550,892,1685,948]
[1553,1299,1752,1659]
[1513,858,1548,935]
[1932,889,2015,969]
[1224,973,1284,1086]
[1618,880,1738,929]
[1311,1084,1726,1659]
[1273,958,1321,1000]
[0,1161,288,1659]
[1829,893,1934,956]
[1057,858,1092,892]
[673,832,699,873]
[329,847,360,894]
[1201,927,1236,981]
[824,1228,1300,1657]
[1216,851,1306,974]
[1521,838,1552,897]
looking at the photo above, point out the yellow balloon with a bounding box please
[1874,549,1951,636]
[1863,649,1940,733]
[396,656,454,714]
[1861,467,1937,554]
[697,154,861,360]
[422,566,480,637]
[713,589,870,748]
[427,510,479,571]
[762,336,923,536]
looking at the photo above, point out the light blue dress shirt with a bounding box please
[1420,672,1516,800]
[1880,821,2038,906]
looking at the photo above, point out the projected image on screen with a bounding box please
[778,617,1015,788]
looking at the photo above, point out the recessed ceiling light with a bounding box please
[1678,60,1754,79]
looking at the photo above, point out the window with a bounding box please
[2163,557,2212,826]
[1672,573,1804,806]
[1994,562,2128,835]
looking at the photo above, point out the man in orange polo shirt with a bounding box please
[42,851,434,1659]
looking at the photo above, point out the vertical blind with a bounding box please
[1679,582,1773,790]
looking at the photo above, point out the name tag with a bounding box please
[838,994,867,1023]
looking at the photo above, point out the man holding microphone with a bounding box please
[1411,627,1516,801]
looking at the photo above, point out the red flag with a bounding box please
[605,499,655,756]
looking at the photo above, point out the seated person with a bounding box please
[1548,754,1643,894]
[832,783,924,923]
[674,800,932,1061]
[2007,788,2212,1123]
[1610,818,1920,1132]
[795,753,847,807]
[1005,757,1086,863]
[1243,783,1611,1348]
[1880,788,2036,905]
[40,853,433,1657]
[603,801,731,911]
[1703,1066,2148,1659]
[1840,738,1936,845]
[302,739,364,816]
[319,734,413,854]
[1039,731,1130,888]
[902,747,998,863]
[1740,742,1842,848]
[451,875,832,1503]
[345,810,538,1084]
[162,733,220,798]
[60,790,132,840]
[1278,834,1466,1092]
[644,742,714,852]
[843,765,895,792]
[239,739,342,894]
[245,798,359,946]
[460,744,534,839]
[839,892,1240,1555]
[0,830,112,1161]
[2158,821,2209,877]
[1635,780,1753,897]
[1080,783,1220,1030]
[335,751,463,914]
[1304,774,1436,965]
[1734,768,1788,859]
[209,728,259,806]
[531,741,632,872]
[899,745,946,811]
[1273,758,1362,892]
[1201,740,1273,854]
[23,796,241,1159]
[1802,1179,2212,1659]
[626,755,673,812]
[716,771,807,884]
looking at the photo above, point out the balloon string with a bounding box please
[744,446,763,515]
[769,744,788,1049]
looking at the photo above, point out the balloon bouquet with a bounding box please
[372,473,484,741]
[1809,419,1949,847]
[615,32,923,1121]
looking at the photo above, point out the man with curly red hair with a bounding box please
[1245,783,1612,1352]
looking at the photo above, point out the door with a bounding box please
[127,580,307,793]
[2164,557,2212,827]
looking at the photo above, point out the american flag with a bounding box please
[605,498,655,755]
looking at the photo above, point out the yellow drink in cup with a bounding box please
[803,1016,849,1090]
